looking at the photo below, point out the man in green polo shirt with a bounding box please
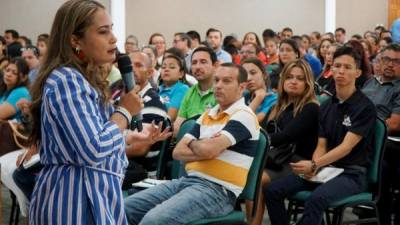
[173,47,219,136]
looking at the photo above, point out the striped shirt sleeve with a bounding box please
[46,69,124,166]
[220,110,258,145]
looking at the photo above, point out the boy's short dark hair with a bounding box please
[335,27,346,34]
[333,46,362,69]
[262,29,276,39]
[282,27,293,33]
[5,29,19,39]
[187,30,201,42]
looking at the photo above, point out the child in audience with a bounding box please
[159,54,189,122]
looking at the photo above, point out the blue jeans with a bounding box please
[124,176,236,225]
[264,168,367,225]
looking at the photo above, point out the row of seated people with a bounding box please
[0,32,399,224]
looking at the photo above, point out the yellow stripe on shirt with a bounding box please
[186,159,250,187]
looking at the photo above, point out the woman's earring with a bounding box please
[75,47,85,60]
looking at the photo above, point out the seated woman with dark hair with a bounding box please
[0,57,30,121]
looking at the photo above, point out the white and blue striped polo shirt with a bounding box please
[184,97,260,196]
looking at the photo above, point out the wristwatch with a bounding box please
[311,160,317,173]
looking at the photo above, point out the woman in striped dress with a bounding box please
[28,0,143,224]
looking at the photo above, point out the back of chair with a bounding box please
[368,118,387,191]
[170,119,197,179]
[155,117,173,179]
[240,129,269,202]
[176,119,197,142]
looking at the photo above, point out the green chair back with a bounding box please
[171,119,197,179]
[155,117,173,179]
[187,129,269,224]
[240,129,268,202]
[316,95,330,105]
[368,118,387,190]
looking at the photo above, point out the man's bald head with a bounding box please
[129,51,152,69]
[128,51,154,90]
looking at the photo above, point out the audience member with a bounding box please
[159,54,189,122]
[173,47,218,135]
[264,38,279,66]
[125,34,139,54]
[124,63,259,225]
[0,35,8,70]
[249,59,319,225]
[0,57,30,121]
[187,30,201,49]
[317,43,342,95]
[21,45,40,83]
[242,57,277,123]
[269,39,300,91]
[265,46,377,225]
[206,28,232,63]
[36,33,49,62]
[281,27,293,40]
[362,43,400,225]
[335,27,346,44]
[242,32,268,64]
[149,33,167,69]
[17,36,32,48]
[292,35,322,78]
[173,32,192,71]
[4,29,22,58]
[317,38,334,66]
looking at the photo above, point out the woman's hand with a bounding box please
[126,121,172,145]
[119,86,143,116]
[16,98,31,114]
[254,89,268,100]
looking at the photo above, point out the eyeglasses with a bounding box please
[173,39,183,44]
[20,47,39,54]
[381,56,400,65]
[239,50,256,55]
[125,41,137,46]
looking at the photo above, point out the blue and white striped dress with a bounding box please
[29,67,129,225]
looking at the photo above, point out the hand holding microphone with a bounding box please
[117,54,144,131]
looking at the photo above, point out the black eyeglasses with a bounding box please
[21,47,39,55]
[381,56,400,66]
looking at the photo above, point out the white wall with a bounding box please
[0,0,388,47]
[336,0,388,37]
[126,0,325,47]
[0,0,110,43]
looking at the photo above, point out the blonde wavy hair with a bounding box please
[269,59,317,120]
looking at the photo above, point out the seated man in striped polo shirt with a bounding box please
[124,63,260,225]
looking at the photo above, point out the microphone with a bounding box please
[117,54,143,132]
